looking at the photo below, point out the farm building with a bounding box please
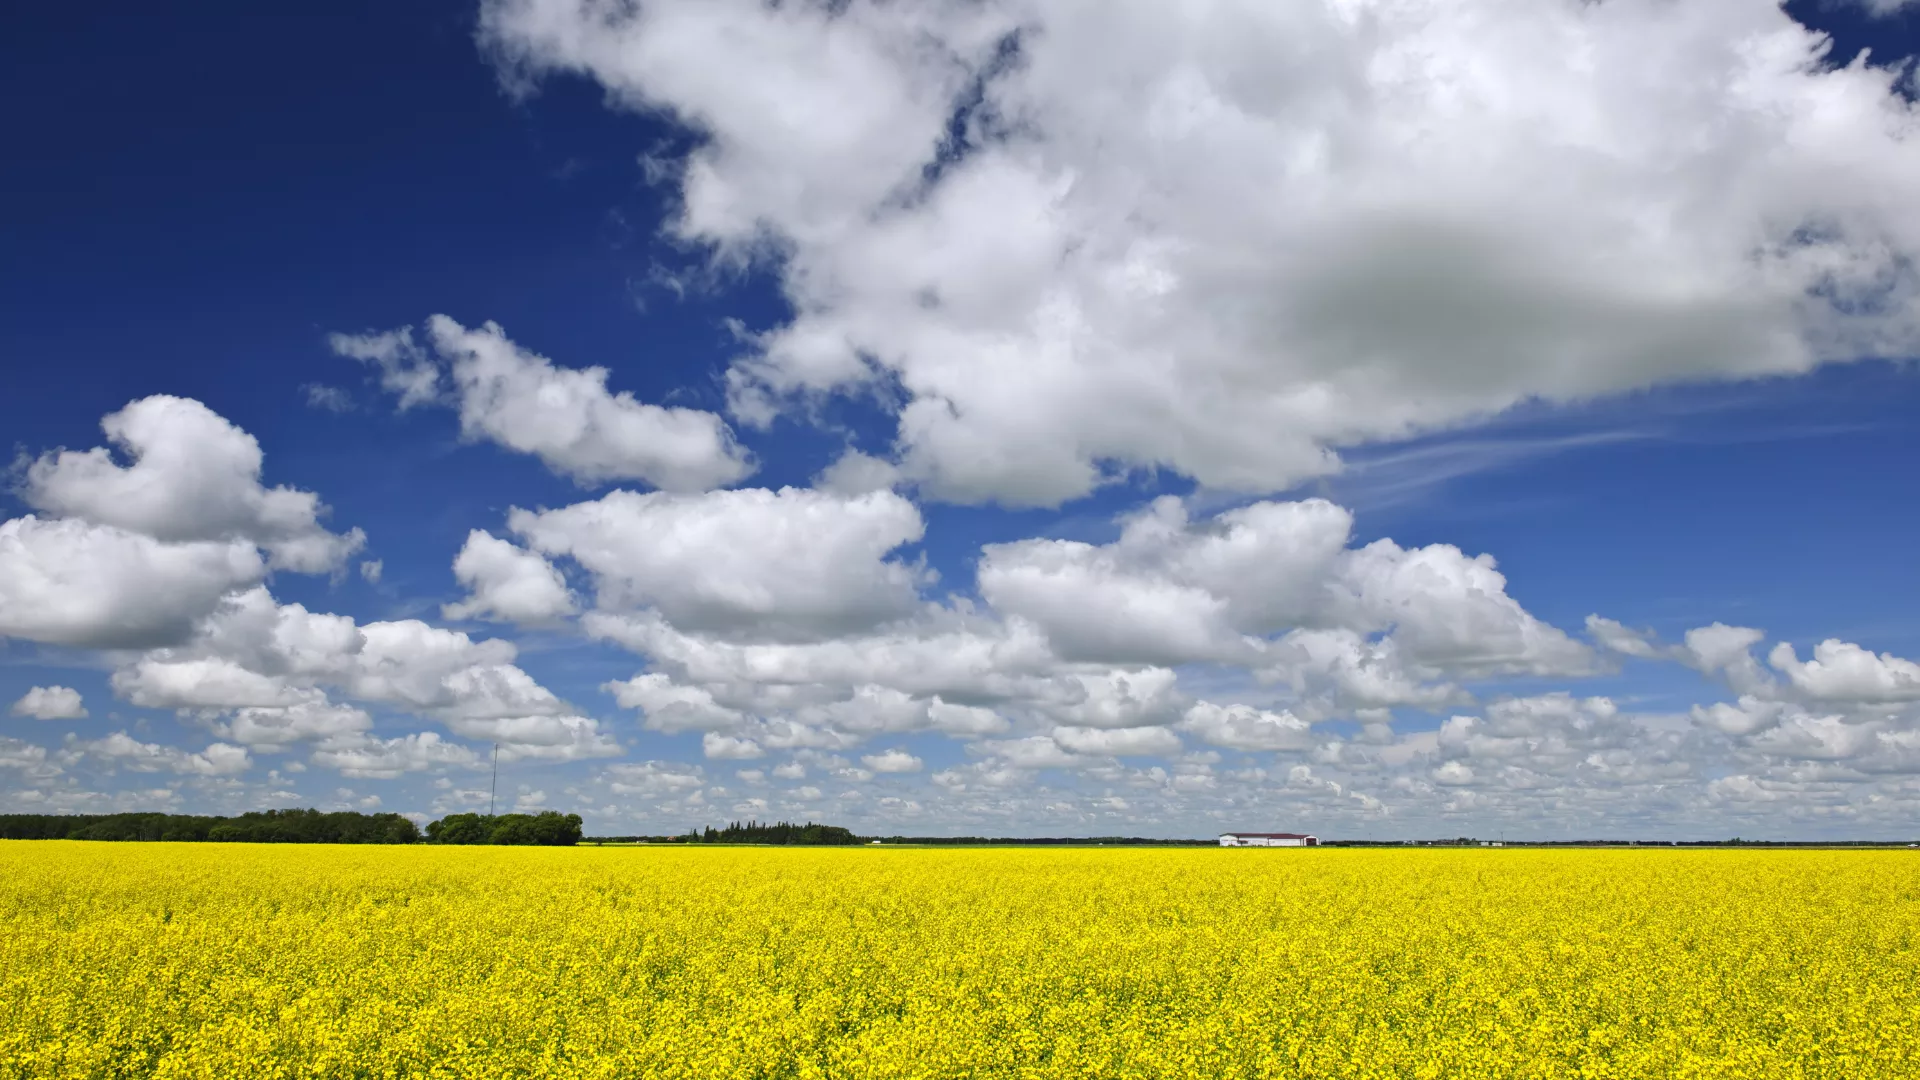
[1219,832,1318,847]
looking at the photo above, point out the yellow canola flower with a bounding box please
[1,844,1916,1079]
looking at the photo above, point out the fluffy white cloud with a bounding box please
[1652,630,1920,778]
[1260,629,1464,714]
[604,760,706,798]
[1050,725,1182,758]
[742,685,1009,740]
[1769,639,1920,704]
[1692,696,1786,737]
[1582,619,1920,728]
[189,588,366,679]
[1422,693,1670,795]
[329,327,443,409]
[113,658,324,711]
[444,714,621,762]
[515,486,927,640]
[10,686,87,720]
[1586,616,1665,660]
[604,673,746,733]
[573,491,1602,787]
[91,584,603,770]
[815,449,903,496]
[22,395,363,572]
[978,539,1244,665]
[978,736,1088,771]
[925,700,1011,737]
[981,494,1590,676]
[1744,712,1884,762]
[345,622,530,716]
[1575,622,1920,776]
[443,530,577,624]
[333,317,753,490]
[0,737,52,771]
[77,732,251,777]
[0,399,371,651]
[1478,693,1620,736]
[1178,702,1317,753]
[310,732,478,779]
[860,748,924,773]
[484,0,1920,507]
[1333,539,1594,677]
[0,516,264,648]
[980,497,1350,664]
[703,733,765,759]
[1681,623,1770,676]
[113,592,561,722]
[787,686,927,735]
[1045,669,1183,729]
[216,702,374,750]
[591,607,1060,704]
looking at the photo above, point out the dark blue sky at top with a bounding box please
[2,0,1918,756]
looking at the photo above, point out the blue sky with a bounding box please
[4,0,1920,839]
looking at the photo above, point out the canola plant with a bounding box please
[2,843,1915,1078]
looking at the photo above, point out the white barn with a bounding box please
[1219,832,1318,847]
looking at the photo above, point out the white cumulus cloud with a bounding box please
[0,517,264,649]
[333,317,754,490]
[1179,702,1317,753]
[443,530,577,624]
[310,732,479,779]
[980,494,1590,677]
[515,486,927,641]
[9,686,87,721]
[1769,639,1920,704]
[703,733,766,760]
[1050,725,1183,758]
[860,748,924,773]
[483,0,1920,507]
[77,732,252,777]
[22,395,364,573]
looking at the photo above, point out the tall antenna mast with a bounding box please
[489,742,498,817]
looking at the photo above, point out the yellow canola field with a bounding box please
[3,844,1917,1079]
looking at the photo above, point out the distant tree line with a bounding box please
[0,809,420,844]
[424,812,583,846]
[0,809,583,846]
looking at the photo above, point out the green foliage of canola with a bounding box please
[2,844,1917,1078]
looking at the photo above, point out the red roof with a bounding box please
[1221,832,1315,839]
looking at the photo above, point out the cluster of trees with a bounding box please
[424,812,584,846]
[590,820,861,845]
[692,820,860,845]
[0,810,420,844]
[658,820,857,845]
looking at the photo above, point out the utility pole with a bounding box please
[489,742,498,818]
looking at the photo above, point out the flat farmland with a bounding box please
[3,844,1916,1079]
